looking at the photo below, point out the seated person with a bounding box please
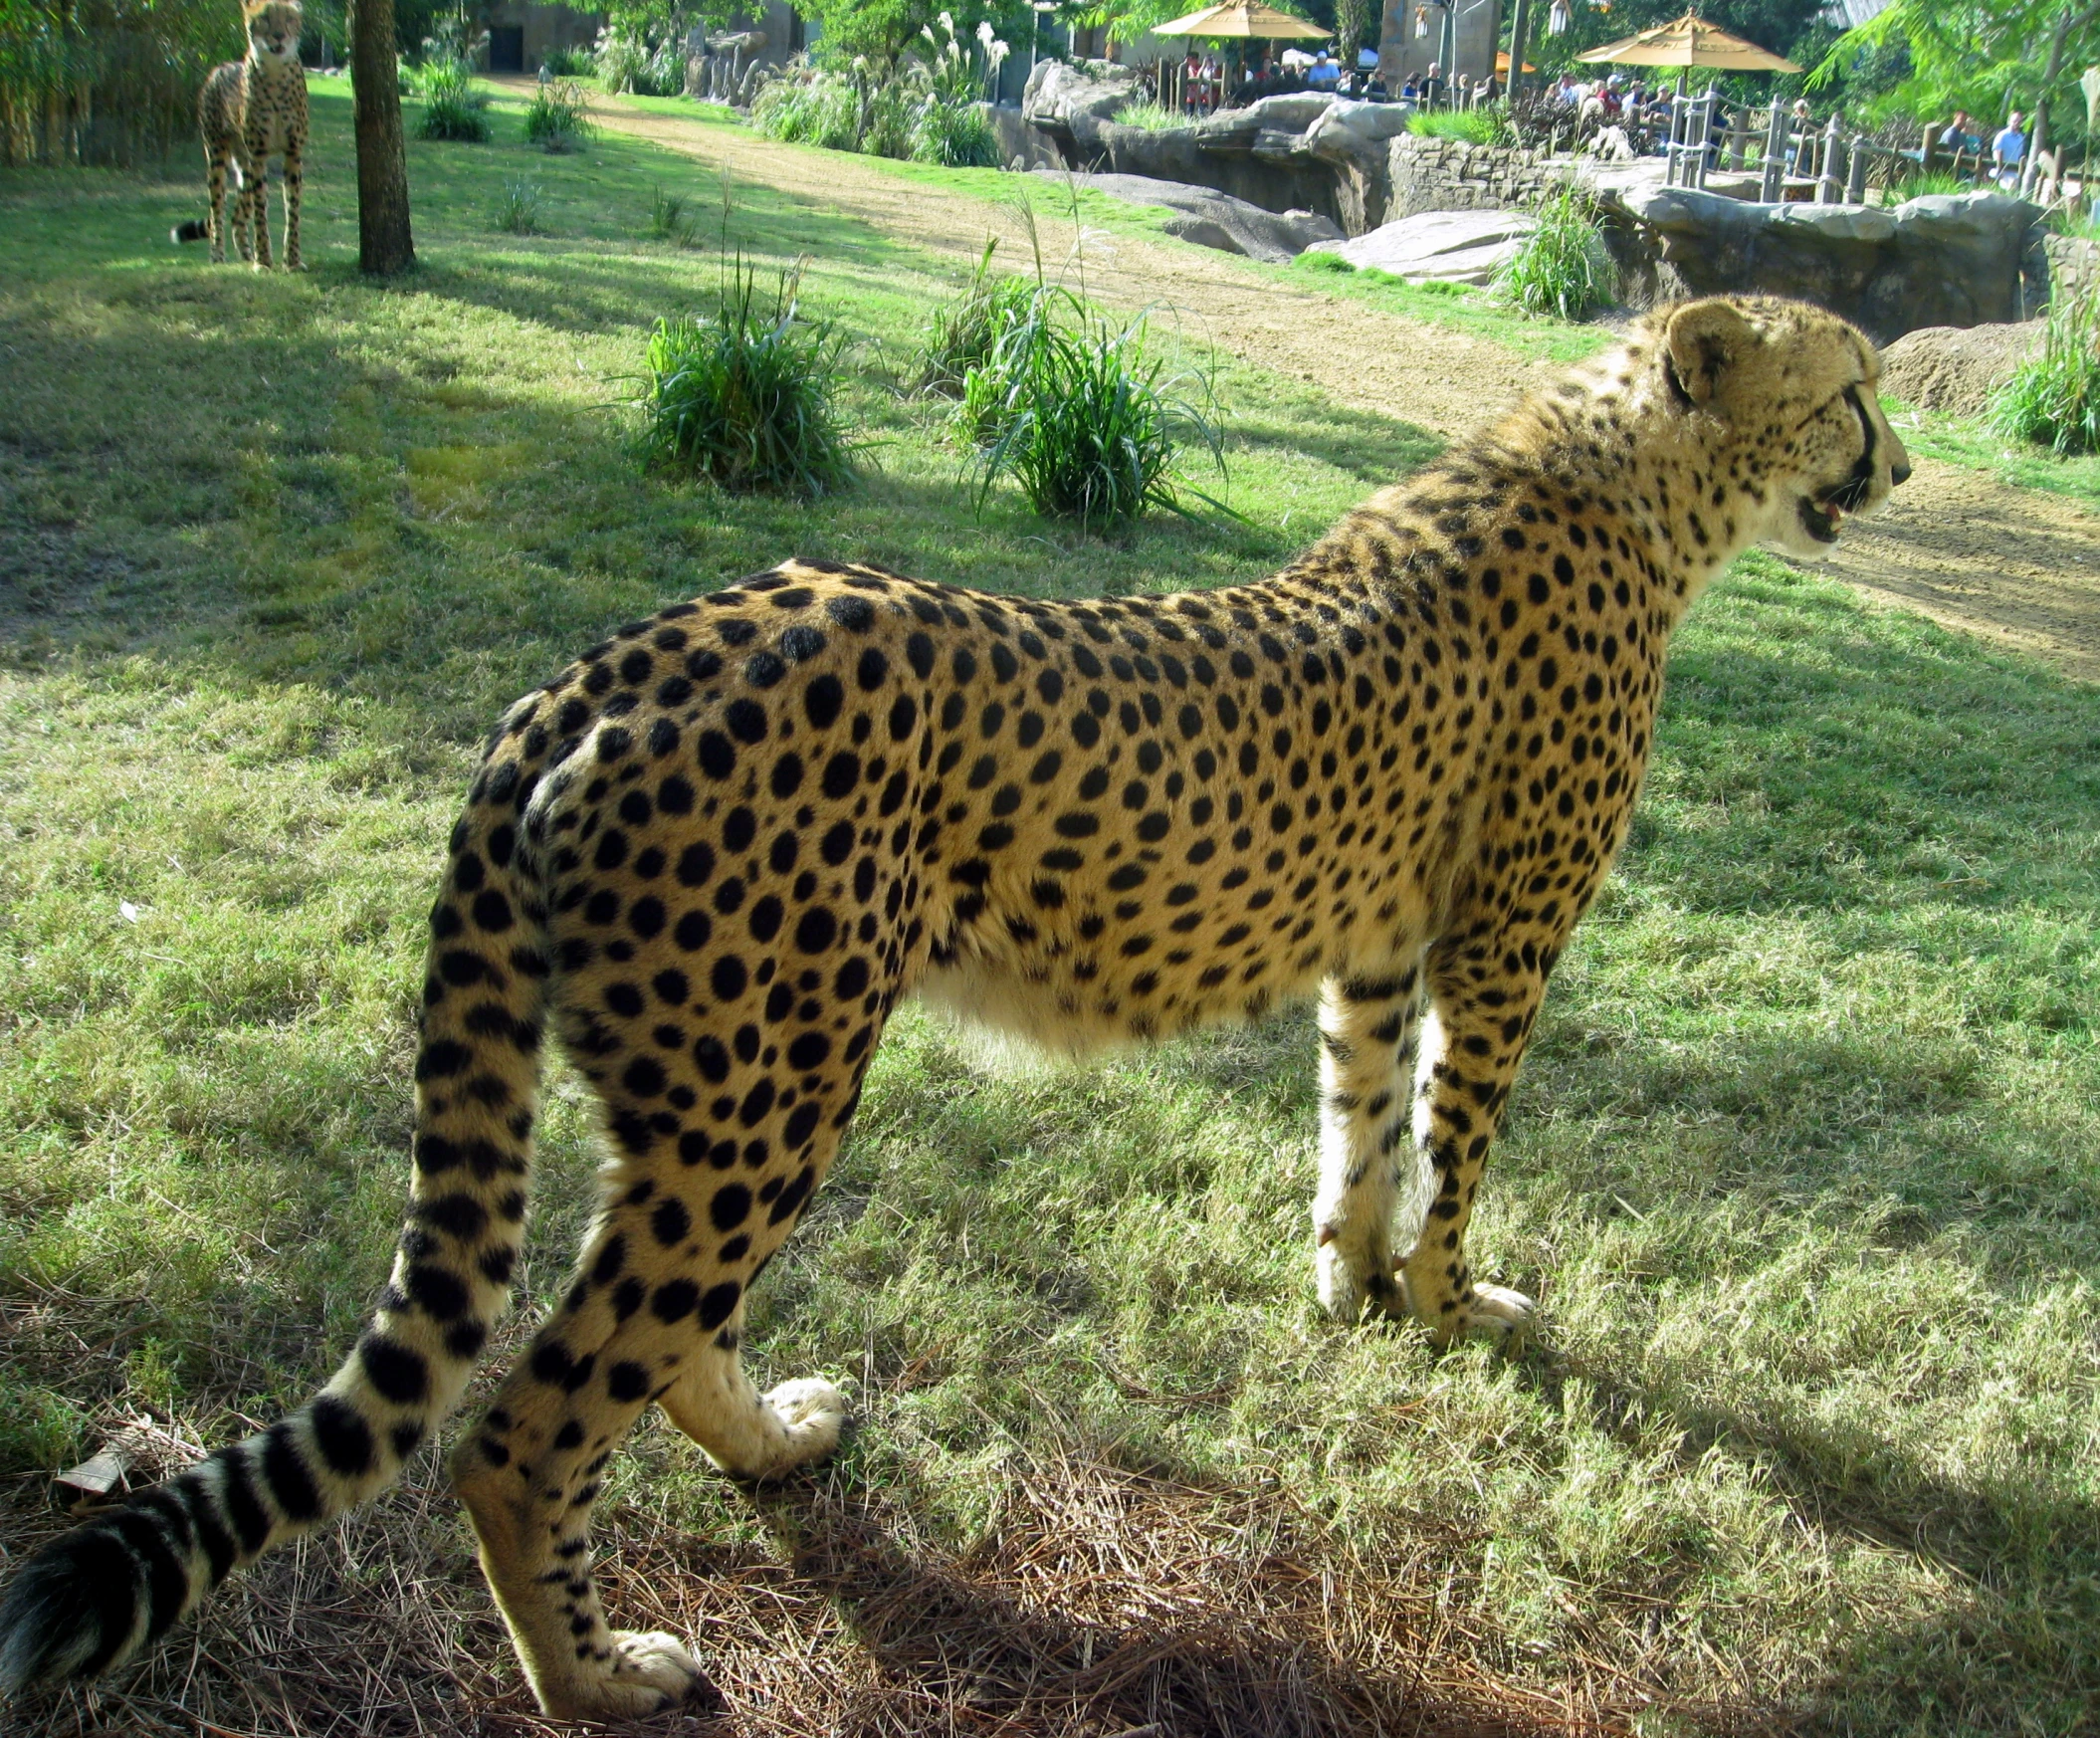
[1994,110,2026,186]
[1307,50,1340,91]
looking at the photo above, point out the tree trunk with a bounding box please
[1506,0,1531,98]
[2022,2,2100,198]
[351,0,415,275]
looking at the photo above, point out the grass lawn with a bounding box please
[2,78,2098,1737]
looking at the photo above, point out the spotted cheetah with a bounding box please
[0,297,1907,1720]
[172,1,308,270]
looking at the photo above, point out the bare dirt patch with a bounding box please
[584,93,2100,686]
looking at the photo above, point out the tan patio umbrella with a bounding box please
[1151,1,1331,39]
[1575,10,1797,93]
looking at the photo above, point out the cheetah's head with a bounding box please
[245,0,303,64]
[1655,297,1910,556]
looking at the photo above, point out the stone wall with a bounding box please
[1383,133,1567,223]
[2044,233,2100,306]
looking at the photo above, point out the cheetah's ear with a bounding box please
[1662,300,1757,409]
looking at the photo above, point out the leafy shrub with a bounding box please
[1494,184,1615,320]
[540,46,594,78]
[1992,289,2100,455]
[961,285,1225,532]
[416,58,490,142]
[1407,106,1509,146]
[594,31,683,96]
[525,79,593,150]
[1106,101,1193,133]
[915,241,1036,398]
[635,260,855,497]
[495,177,544,235]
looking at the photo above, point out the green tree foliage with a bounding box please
[1813,0,2100,146]
[798,0,1031,71]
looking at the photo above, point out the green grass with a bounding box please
[1286,249,1614,363]
[1884,394,2100,512]
[3,79,2099,1737]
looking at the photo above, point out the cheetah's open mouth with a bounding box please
[1798,388,1880,544]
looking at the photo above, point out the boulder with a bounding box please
[1034,169,1343,264]
[1303,98,1418,234]
[1878,322,2042,418]
[1022,58,1141,131]
[1309,208,1537,285]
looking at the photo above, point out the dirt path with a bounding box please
[585,91,2100,684]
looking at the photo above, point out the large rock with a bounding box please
[1032,168,1343,264]
[1022,58,1141,130]
[1309,208,1537,285]
[1608,186,2042,343]
[1063,114,1346,228]
[1303,99,1417,233]
[1878,322,2042,417]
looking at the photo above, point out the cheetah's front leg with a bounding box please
[282,133,303,271]
[1313,966,1423,1323]
[1395,936,1554,1346]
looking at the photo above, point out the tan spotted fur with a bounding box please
[182,2,307,269]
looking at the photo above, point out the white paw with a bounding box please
[541,1629,718,1720]
[1466,1284,1535,1337]
[1317,1241,1365,1323]
[761,1377,846,1471]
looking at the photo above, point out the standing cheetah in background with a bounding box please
[0,297,1907,1720]
[172,1,308,270]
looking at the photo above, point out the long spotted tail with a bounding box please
[0,719,555,1696]
[171,219,210,244]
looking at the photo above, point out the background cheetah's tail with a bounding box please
[0,710,557,1697]
[171,219,209,244]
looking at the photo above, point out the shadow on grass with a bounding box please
[741,1470,1558,1738]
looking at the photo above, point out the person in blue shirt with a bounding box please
[1308,50,1340,92]
[1994,110,2026,187]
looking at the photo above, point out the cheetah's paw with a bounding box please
[758,1377,846,1475]
[1438,1284,1536,1348]
[1317,1240,1405,1324]
[540,1630,722,1721]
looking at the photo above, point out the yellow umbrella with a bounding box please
[1151,1,1331,39]
[1574,11,1798,74]
[1496,51,1538,74]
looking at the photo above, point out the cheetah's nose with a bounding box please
[1891,459,1912,487]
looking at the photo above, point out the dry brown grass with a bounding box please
[5,1442,1673,1738]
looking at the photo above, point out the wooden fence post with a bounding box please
[1762,101,1785,201]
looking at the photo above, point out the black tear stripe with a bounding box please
[0,723,561,1695]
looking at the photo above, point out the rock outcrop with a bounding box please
[1038,169,1343,264]
[1308,208,1537,284]
[1608,186,2043,343]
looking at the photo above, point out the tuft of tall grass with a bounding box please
[538,46,595,78]
[634,258,855,497]
[911,96,999,166]
[1105,100,1191,133]
[1292,248,1355,274]
[646,185,698,245]
[914,240,1036,398]
[493,177,544,235]
[1880,168,1968,208]
[524,78,592,151]
[416,58,490,142]
[1407,106,1510,146]
[751,72,864,151]
[1992,288,2100,455]
[1494,183,1615,321]
[961,284,1227,532]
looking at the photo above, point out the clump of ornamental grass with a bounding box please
[914,239,1037,399]
[494,177,544,235]
[633,253,855,498]
[1992,287,2100,456]
[1494,183,1616,321]
[415,58,490,142]
[525,79,592,151]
